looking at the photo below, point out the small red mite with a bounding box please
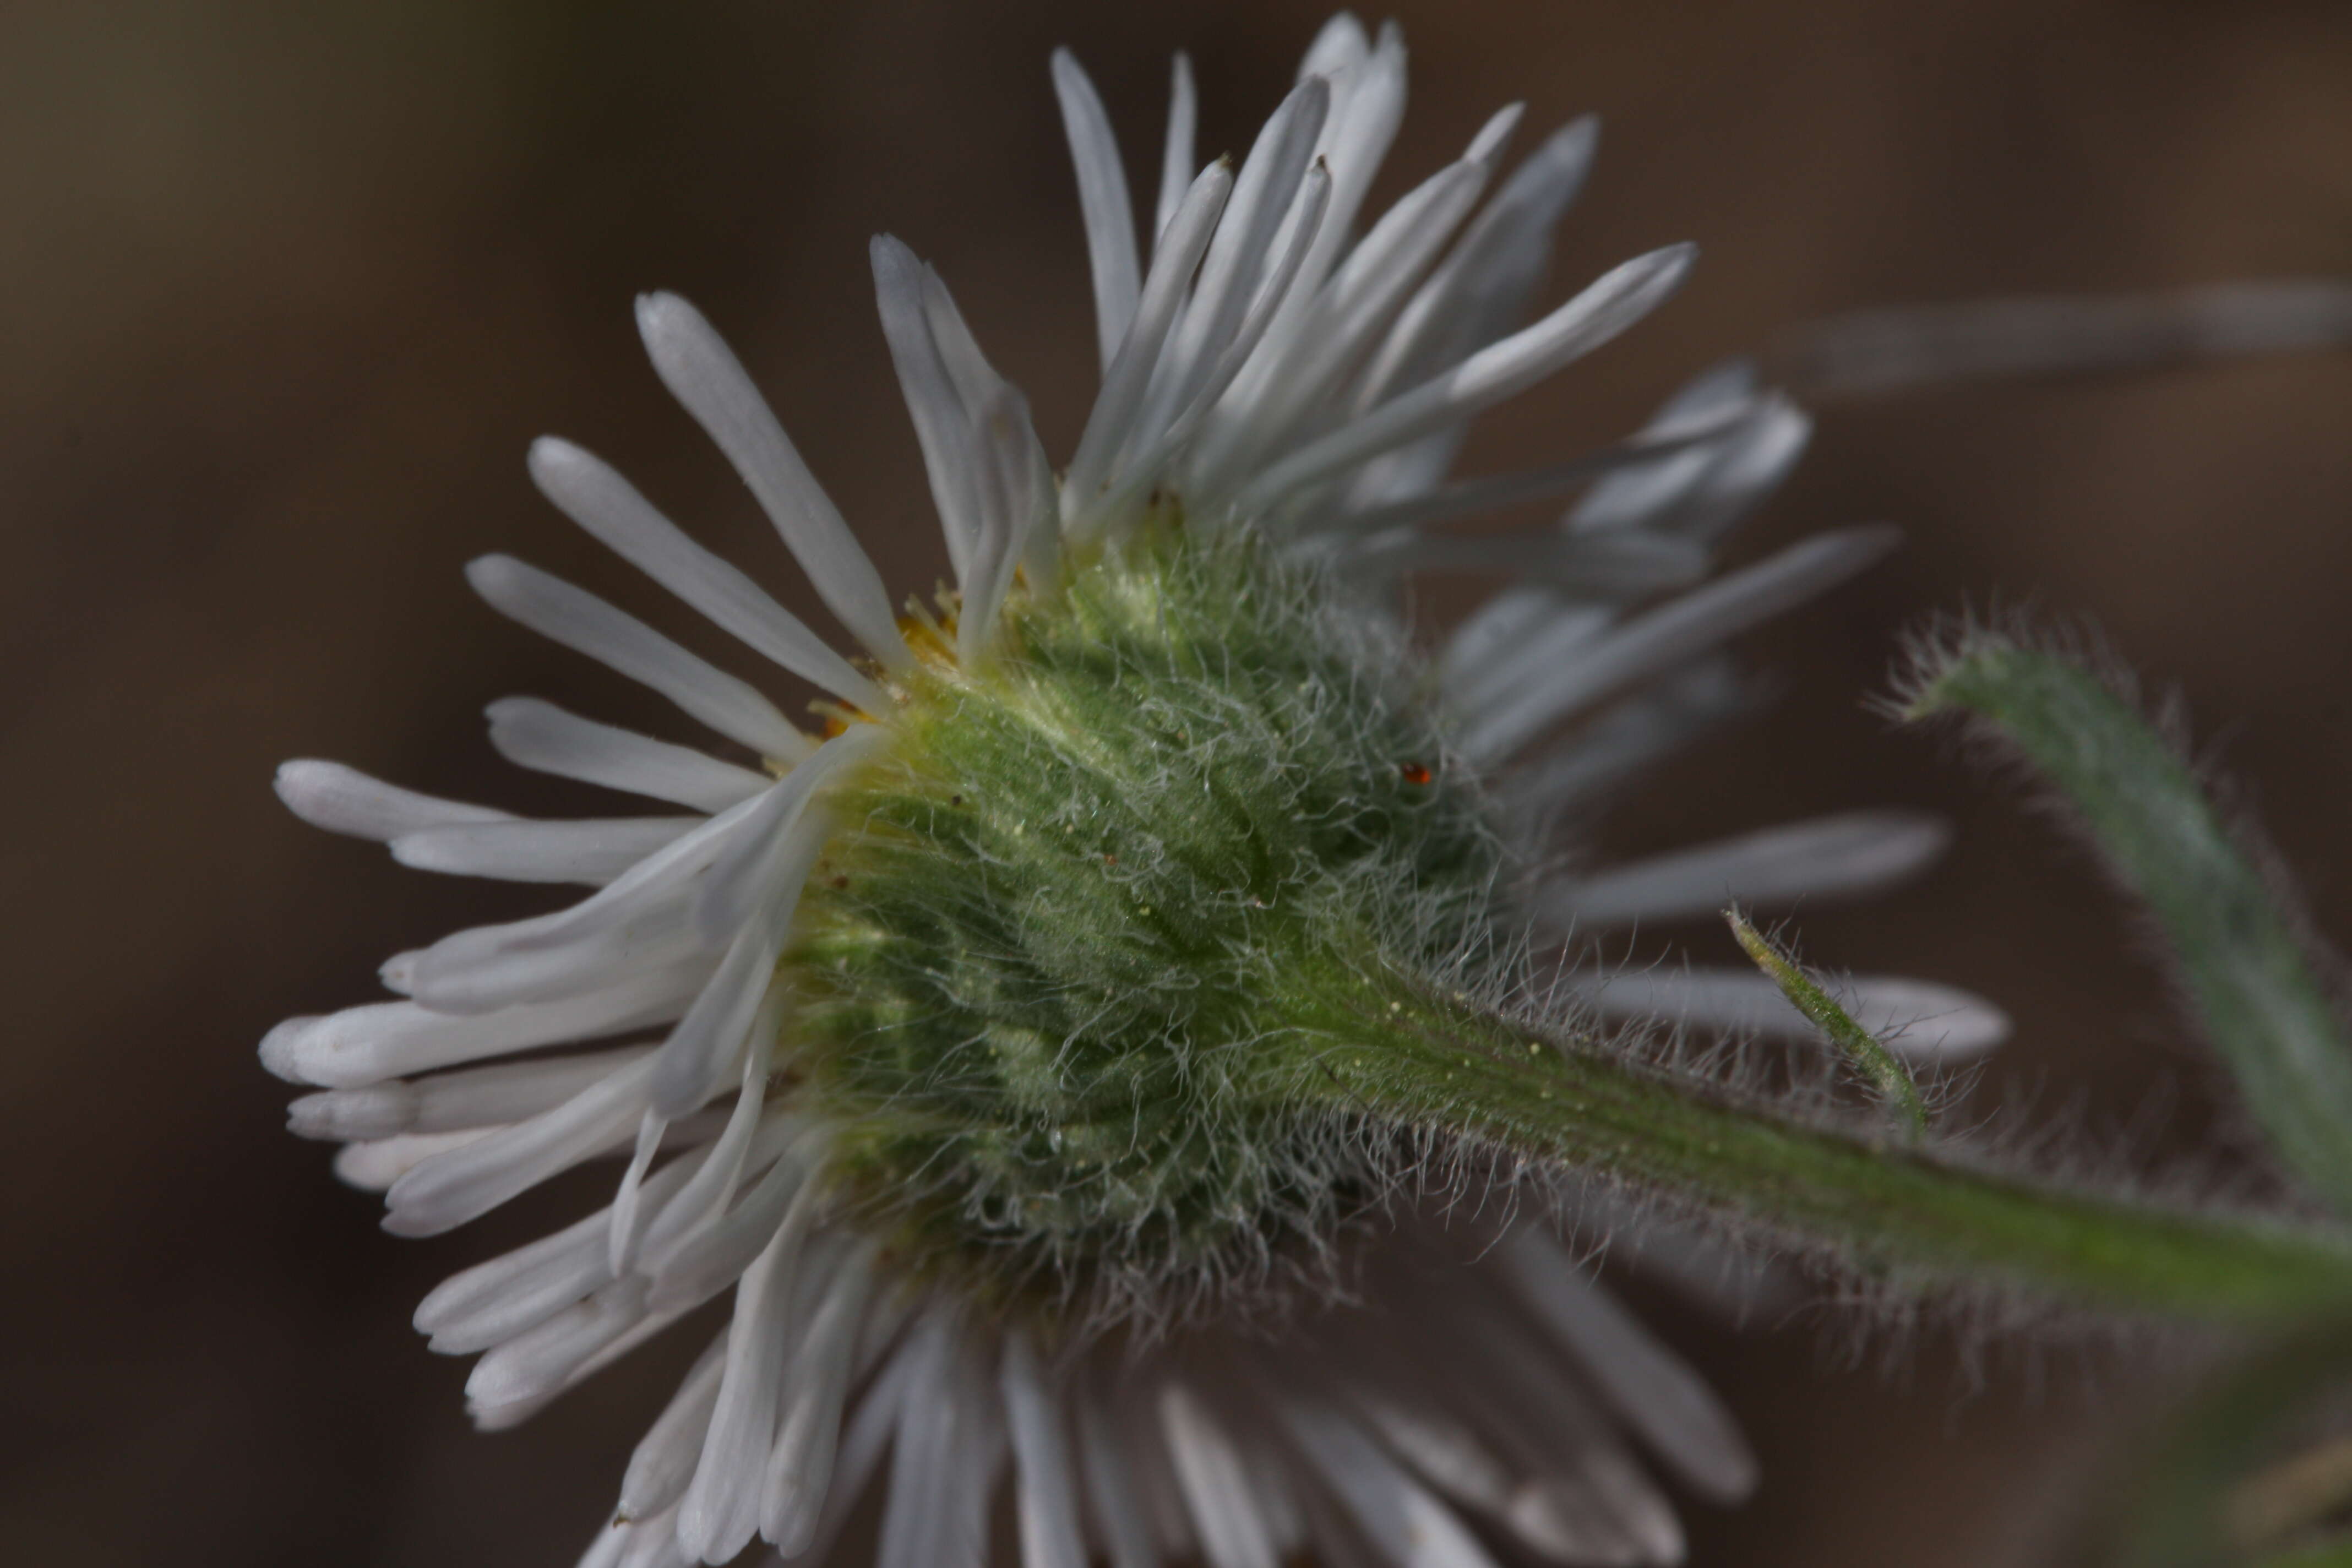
[1400,762,1432,786]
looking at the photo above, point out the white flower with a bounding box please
[267,14,2007,1566]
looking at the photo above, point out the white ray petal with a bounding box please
[1052,49,1142,375]
[1137,78,1329,452]
[1657,398,1812,545]
[1159,1382,1278,1568]
[607,1110,668,1275]
[1275,1395,1499,1568]
[529,438,884,710]
[652,812,828,1120]
[618,1335,729,1524]
[417,1199,616,1354]
[1501,661,1752,812]
[469,1297,696,1432]
[761,1245,878,1553]
[1415,1298,1670,1564]
[1781,277,2352,399]
[416,1142,709,1355]
[1330,391,1761,538]
[391,816,700,885]
[1074,1367,1158,1568]
[919,265,1022,448]
[658,733,885,1118]
[1064,160,1234,524]
[646,1135,816,1315]
[1463,102,1525,165]
[467,555,812,762]
[260,965,701,1087]
[1188,153,1494,495]
[1321,1350,1509,1511]
[693,729,881,943]
[1354,116,1599,415]
[636,1028,781,1272]
[384,1051,660,1236]
[677,1185,818,1564]
[1298,12,1370,78]
[879,1317,999,1568]
[578,1509,638,1568]
[957,383,1054,665]
[333,1129,496,1191]
[1571,391,1811,547]
[872,235,987,581]
[1440,592,1603,707]
[1577,966,2012,1060]
[1108,160,1333,520]
[1154,52,1197,251]
[634,293,912,669]
[785,1323,922,1567]
[1496,1232,1757,1504]
[1547,810,1951,927]
[404,787,775,1016]
[1002,1329,1086,1568]
[1280,19,1404,313]
[1565,359,1762,534]
[1349,526,1708,600]
[486,697,770,814]
[1235,244,1695,517]
[274,760,511,842]
[1458,527,1899,761]
[615,1504,690,1568]
[288,1045,655,1142]
[465,1275,651,1409]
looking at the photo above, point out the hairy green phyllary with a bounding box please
[783,521,1512,1323]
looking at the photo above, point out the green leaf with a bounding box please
[1900,630,2352,1216]
[1727,908,1928,1139]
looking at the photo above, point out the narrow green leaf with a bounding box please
[1901,631,2352,1215]
[1727,908,1929,1139]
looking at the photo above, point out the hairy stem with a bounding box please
[1275,961,2352,1325]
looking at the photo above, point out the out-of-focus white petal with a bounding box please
[1577,966,2013,1061]
[1544,810,1951,928]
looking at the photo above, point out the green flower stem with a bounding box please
[1905,638,2352,1215]
[1273,962,2352,1325]
[1727,910,1929,1139]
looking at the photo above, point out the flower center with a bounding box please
[780,521,1512,1325]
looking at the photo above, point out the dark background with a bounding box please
[4,1,2349,1563]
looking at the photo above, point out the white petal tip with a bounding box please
[259,1017,321,1082]
[285,1094,338,1140]
[634,289,686,331]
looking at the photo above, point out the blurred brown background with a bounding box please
[2,0,2348,1563]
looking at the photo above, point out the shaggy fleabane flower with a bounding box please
[268,16,2011,1566]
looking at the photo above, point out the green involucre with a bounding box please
[782,523,1510,1320]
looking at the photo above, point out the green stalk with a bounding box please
[1274,961,2352,1325]
[1904,635,2352,1215]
